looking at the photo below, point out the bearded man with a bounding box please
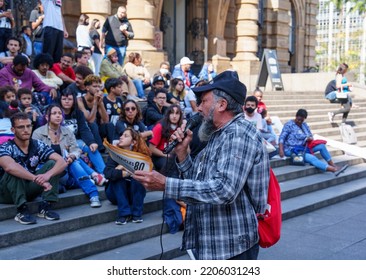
[133,71,270,260]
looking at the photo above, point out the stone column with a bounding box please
[304,0,318,70]
[231,0,260,88]
[262,0,291,73]
[208,0,232,74]
[126,0,164,74]
[81,0,111,21]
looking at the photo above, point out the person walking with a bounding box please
[134,71,270,260]
[326,63,352,124]
[100,6,134,65]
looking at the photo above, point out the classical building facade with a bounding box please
[12,0,318,87]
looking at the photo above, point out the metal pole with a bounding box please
[173,0,177,64]
[204,0,208,62]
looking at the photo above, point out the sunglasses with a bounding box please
[125,107,136,112]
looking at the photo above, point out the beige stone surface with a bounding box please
[81,0,110,14]
[65,0,318,79]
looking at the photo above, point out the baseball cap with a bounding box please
[153,75,165,85]
[180,56,194,65]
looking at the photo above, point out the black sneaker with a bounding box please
[115,216,130,225]
[38,201,60,221]
[132,216,143,223]
[14,211,37,225]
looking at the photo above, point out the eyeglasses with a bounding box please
[15,124,33,130]
[125,107,136,112]
[156,97,166,100]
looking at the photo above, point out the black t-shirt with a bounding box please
[102,95,123,125]
[65,83,87,98]
[324,80,337,96]
[89,30,102,54]
[0,139,54,176]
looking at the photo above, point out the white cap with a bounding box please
[180,56,194,65]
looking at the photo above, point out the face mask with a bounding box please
[245,107,255,114]
[160,68,169,75]
[170,124,177,130]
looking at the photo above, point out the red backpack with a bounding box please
[246,168,282,248]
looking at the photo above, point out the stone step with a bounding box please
[279,162,366,200]
[0,191,164,248]
[273,154,364,183]
[266,98,366,106]
[0,210,169,260]
[312,124,366,137]
[266,109,365,120]
[282,176,366,220]
[83,231,185,260]
[85,164,366,261]
[269,149,344,169]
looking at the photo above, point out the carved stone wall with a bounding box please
[59,0,318,80]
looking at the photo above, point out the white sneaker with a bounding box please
[328,112,334,123]
[90,196,102,208]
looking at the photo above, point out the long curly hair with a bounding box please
[124,128,151,157]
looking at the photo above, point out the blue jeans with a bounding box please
[88,121,115,150]
[285,144,331,171]
[76,139,106,174]
[105,178,146,218]
[91,52,103,75]
[105,44,126,65]
[132,79,148,99]
[33,41,43,56]
[68,160,99,198]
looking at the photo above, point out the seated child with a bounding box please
[259,109,277,146]
[17,88,42,129]
[0,100,20,144]
[103,128,151,225]
[0,85,17,116]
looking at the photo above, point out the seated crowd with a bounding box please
[0,49,331,230]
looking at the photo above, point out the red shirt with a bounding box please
[257,101,267,114]
[149,123,175,152]
[51,63,76,81]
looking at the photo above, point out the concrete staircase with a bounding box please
[0,90,366,260]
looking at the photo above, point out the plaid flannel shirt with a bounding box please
[165,113,270,260]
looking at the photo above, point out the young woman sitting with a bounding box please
[103,128,151,225]
[32,104,103,207]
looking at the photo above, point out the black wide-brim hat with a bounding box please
[192,70,247,105]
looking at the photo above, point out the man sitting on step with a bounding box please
[0,112,67,225]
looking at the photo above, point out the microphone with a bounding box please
[163,113,203,154]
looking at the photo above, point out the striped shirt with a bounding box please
[165,113,270,260]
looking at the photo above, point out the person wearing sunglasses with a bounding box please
[114,100,152,142]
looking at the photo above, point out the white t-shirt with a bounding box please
[184,88,197,116]
[42,0,63,31]
[76,25,93,48]
[244,112,263,130]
